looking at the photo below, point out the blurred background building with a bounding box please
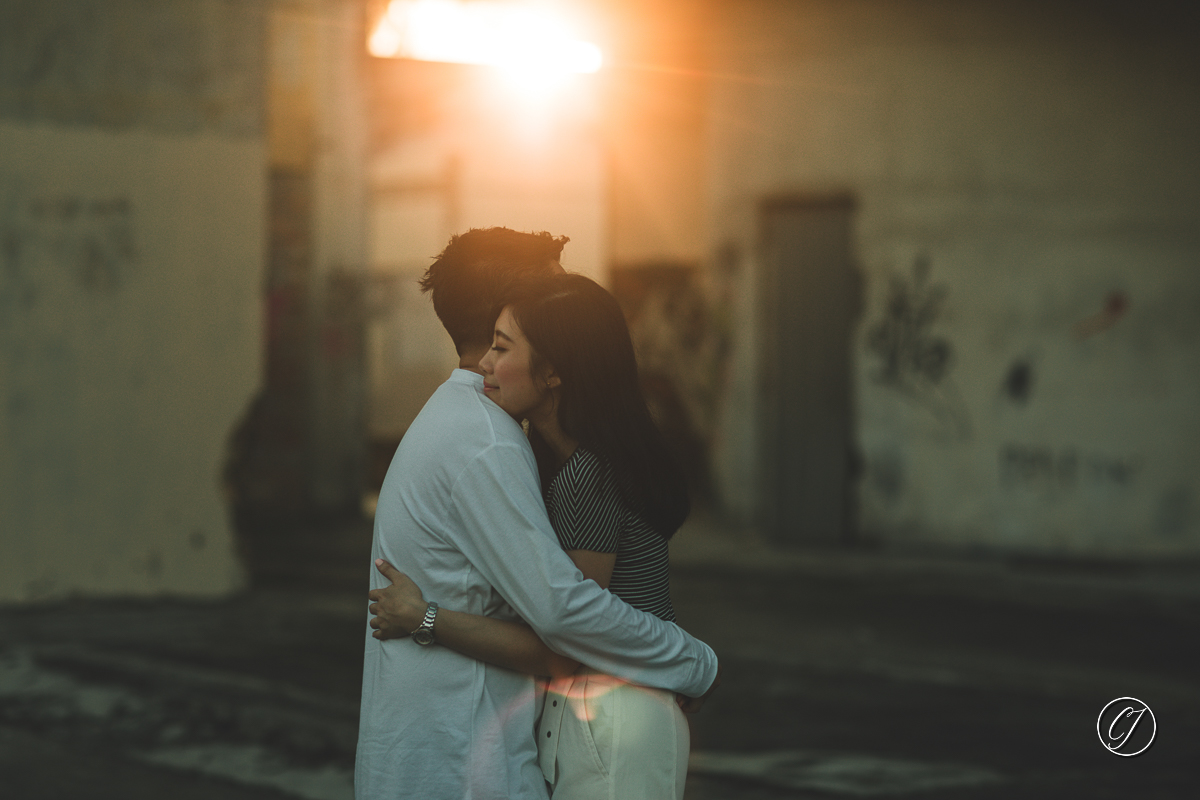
[1,0,269,601]
[2,0,1198,604]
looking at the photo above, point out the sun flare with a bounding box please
[369,0,603,86]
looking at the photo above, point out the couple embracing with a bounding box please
[355,228,721,800]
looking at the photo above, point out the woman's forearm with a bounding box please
[432,608,579,679]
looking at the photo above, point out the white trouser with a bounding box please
[538,669,690,800]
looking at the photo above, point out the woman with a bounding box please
[372,273,700,799]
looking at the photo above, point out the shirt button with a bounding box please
[553,700,558,707]
[546,731,552,738]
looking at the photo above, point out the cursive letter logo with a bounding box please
[1096,697,1156,757]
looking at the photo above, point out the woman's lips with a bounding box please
[483,383,497,392]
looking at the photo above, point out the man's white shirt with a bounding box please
[355,370,717,800]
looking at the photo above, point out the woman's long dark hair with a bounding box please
[507,274,690,539]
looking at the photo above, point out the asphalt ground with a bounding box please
[2,512,1198,798]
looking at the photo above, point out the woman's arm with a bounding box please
[432,607,580,680]
[436,549,614,675]
[369,559,594,679]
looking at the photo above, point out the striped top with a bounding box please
[545,447,676,622]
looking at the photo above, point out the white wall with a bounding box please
[705,0,1200,555]
[0,121,263,601]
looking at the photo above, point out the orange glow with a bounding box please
[369,0,602,80]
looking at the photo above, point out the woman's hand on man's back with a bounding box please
[676,660,721,713]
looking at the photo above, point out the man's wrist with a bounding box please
[411,601,438,646]
[400,599,427,631]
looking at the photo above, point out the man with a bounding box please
[354,228,719,800]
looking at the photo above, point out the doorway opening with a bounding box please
[758,197,862,547]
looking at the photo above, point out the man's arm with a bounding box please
[370,559,721,710]
[443,441,719,699]
[368,547,615,679]
[369,559,580,679]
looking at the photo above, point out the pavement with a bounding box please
[2,510,1198,798]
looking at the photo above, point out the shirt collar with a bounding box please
[450,368,485,390]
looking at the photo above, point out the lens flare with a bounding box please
[369,0,602,82]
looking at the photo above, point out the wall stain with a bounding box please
[868,449,905,506]
[144,550,164,579]
[1154,487,1192,538]
[21,576,58,602]
[1003,360,1033,404]
[1073,290,1130,340]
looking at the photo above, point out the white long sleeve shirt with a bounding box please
[354,370,718,800]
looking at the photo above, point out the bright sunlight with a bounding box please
[369,0,602,94]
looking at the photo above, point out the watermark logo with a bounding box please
[1097,697,1156,757]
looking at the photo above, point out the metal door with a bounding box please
[759,199,858,545]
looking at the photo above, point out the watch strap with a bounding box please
[411,601,438,645]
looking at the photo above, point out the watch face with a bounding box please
[412,629,435,646]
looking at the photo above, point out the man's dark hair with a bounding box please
[419,228,568,355]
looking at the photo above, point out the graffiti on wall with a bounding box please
[867,256,951,387]
[1,180,138,317]
[866,255,969,435]
[999,443,1141,491]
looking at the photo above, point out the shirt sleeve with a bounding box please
[447,440,717,698]
[550,450,623,553]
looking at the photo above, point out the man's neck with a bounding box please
[457,344,488,375]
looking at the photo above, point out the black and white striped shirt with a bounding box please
[545,447,676,622]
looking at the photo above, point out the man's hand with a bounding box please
[368,559,429,640]
[675,660,721,714]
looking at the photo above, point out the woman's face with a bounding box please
[479,306,555,421]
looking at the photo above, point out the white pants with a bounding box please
[538,670,690,800]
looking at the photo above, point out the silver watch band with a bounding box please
[412,601,438,645]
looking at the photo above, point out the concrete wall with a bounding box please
[705,0,1200,556]
[0,0,266,601]
[302,0,371,511]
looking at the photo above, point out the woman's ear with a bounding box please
[545,371,562,390]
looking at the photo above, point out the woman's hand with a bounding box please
[675,660,721,713]
[368,559,429,640]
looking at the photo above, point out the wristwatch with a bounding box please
[411,601,438,646]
